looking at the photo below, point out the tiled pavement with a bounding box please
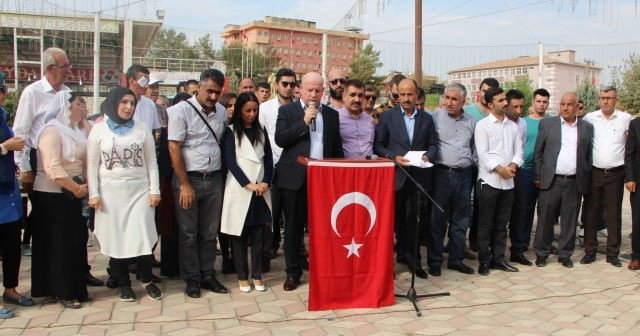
[2,199,640,335]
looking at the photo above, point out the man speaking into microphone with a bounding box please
[275,72,343,291]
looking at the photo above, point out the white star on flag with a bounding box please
[343,237,364,258]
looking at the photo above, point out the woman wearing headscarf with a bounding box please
[33,90,90,309]
[220,92,272,293]
[87,87,162,302]
[0,73,29,318]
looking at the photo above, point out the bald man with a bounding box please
[275,72,344,290]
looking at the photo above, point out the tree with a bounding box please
[619,53,640,115]
[148,28,196,59]
[195,33,216,60]
[504,75,533,115]
[576,78,599,113]
[220,42,277,80]
[349,43,382,82]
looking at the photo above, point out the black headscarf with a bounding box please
[101,87,137,125]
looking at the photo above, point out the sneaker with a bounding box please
[253,279,266,292]
[21,246,32,256]
[144,283,163,300]
[119,286,136,302]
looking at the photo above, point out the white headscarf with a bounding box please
[36,90,88,162]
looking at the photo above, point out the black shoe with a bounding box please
[428,267,441,277]
[222,258,235,274]
[119,286,136,302]
[448,263,474,274]
[144,283,163,300]
[490,261,519,272]
[580,253,596,264]
[510,254,533,266]
[185,280,201,298]
[535,256,548,267]
[201,277,228,294]
[606,256,622,267]
[558,257,573,268]
[412,266,428,279]
[478,263,490,276]
[86,272,104,287]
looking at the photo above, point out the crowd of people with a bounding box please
[0,46,639,316]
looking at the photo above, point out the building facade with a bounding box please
[221,16,368,77]
[448,50,601,113]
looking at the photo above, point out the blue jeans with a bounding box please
[428,166,472,267]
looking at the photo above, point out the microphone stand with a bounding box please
[391,158,450,317]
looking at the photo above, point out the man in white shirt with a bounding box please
[474,87,523,276]
[258,67,296,271]
[126,65,160,136]
[581,86,631,267]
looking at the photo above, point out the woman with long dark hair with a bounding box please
[220,92,273,292]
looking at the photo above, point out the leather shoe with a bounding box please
[490,261,519,272]
[580,253,596,264]
[185,280,201,298]
[448,263,474,274]
[629,259,640,270]
[535,256,548,267]
[478,263,490,276]
[283,277,300,291]
[558,257,573,268]
[413,266,428,279]
[86,272,104,287]
[201,277,228,293]
[428,267,441,277]
[510,254,533,266]
[606,256,622,267]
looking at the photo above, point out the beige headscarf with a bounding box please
[37,90,87,162]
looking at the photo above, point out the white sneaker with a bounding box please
[598,228,608,237]
[253,279,266,292]
[239,280,251,293]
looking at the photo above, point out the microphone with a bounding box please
[307,101,317,132]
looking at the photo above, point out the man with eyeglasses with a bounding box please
[363,85,378,116]
[326,68,347,110]
[375,74,406,115]
[126,65,161,138]
[258,67,296,272]
[338,79,375,159]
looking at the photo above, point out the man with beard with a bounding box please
[338,79,375,159]
[326,68,347,110]
[259,68,296,271]
[375,74,405,115]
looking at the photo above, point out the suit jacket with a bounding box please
[274,101,343,190]
[374,106,438,190]
[534,116,593,194]
[625,117,640,184]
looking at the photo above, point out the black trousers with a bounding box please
[281,184,308,279]
[476,181,514,265]
[0,220,21,288]
[584,168,624,257]
[263,183,283,258]
[110,255,153,287]
[631,189,640,260]
[232,225,265,281]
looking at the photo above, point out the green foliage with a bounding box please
[220,42,277,81]
[148,28,197,59]
[576,78,599,113]
[3,91,18,126]
[195,33,216,59]
[425,93,441,111]
[503,75,533,115]
[348,43,382,82]
[619,53,640,115]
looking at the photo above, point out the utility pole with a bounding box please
[415,0,422,86]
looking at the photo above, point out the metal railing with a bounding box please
[132,57,226,73]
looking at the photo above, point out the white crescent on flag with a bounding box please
[330,192,377,237]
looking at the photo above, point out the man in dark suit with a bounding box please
[374,78,438,279]
[532,92,593,268]
[275,72,343,291]
[625,116,640,270]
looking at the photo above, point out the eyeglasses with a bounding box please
[364,95,377,101]
[329,78,346,85]
[51,63,72,70]
[280,81,295,88]
[391,93,399,99]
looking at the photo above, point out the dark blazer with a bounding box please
[625,117,640,184]
[374,106,438,190]
[274,101,343,190]
[534,116,593,194]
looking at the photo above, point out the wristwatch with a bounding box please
[0,143,7,155]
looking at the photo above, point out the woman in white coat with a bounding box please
[220,92,273,293]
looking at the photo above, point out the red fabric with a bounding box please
[307,161,395,310]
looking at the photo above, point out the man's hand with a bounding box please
[20,171,34,193]
[2,137,25,151]
[88,197,101,211]
[626,181,637,193]
[533,180,541,189]
[149,195,161,207]
[495,165,515,179]
[395,155,410,167]
[303,103,318,126]
[179,183,195,209]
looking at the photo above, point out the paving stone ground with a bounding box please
[2,193,640,335]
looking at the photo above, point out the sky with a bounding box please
[5,0,640,83]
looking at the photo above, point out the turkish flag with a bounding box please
[307,159,395,310]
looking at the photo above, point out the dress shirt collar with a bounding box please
[486,112,507,124]
[191,95,216,114]
[560,117,577,127]
[402,107,417,118]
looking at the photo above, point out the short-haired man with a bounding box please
[376,74,405,114]
[416,87,426,111]
[338,79,374,159]
[428,83,476,276]
[465,77,499,121]
[474,87,523,276]
[184,79,199,96]
[258,67,296,271]
[256,81,271,104]
[326,68,347,110]
[374,78,438,279]
[363,85,378,115]
[533,92,593,268]
[238,77,256,93]
[581,87,631,267]
[275,72,343,291]
[126,65,161,135]
[167,68,229,298]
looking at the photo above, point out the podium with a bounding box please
[305,159,396,311]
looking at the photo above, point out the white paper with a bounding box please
[403,151,434,168]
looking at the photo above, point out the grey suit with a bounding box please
[533,116,593,259]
